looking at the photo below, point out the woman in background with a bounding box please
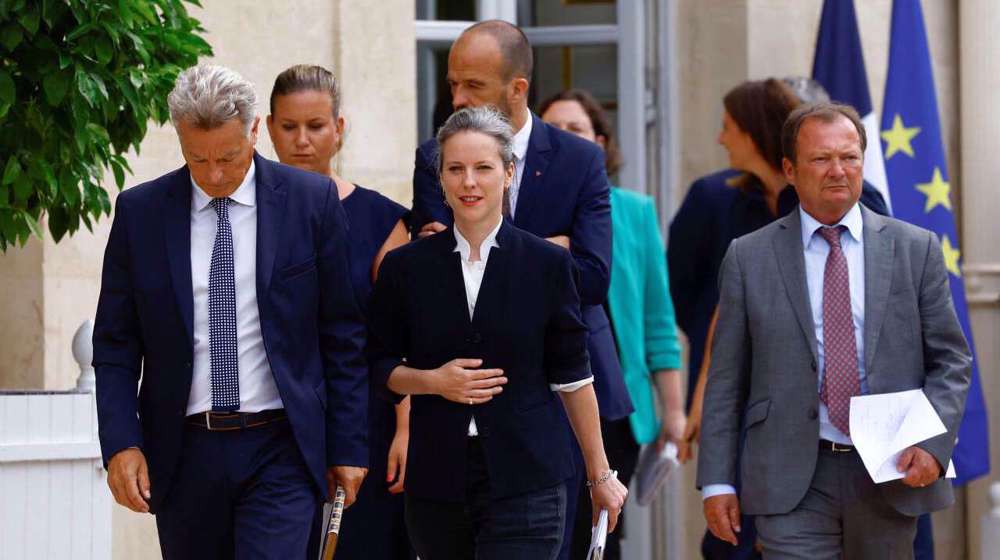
[267,64,411,560]
[540,89,687,560]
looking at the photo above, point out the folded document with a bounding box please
[634,442,679,506]
[587,509,608,560]
[849,389,956,484]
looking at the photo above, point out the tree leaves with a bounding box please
[0,0,213,250]
[42,69,71,106]
[0,69,14,111]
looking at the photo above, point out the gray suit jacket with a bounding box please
[696,205,972,517]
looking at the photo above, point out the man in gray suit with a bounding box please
[697,102,972,559]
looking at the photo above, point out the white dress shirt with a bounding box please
[506,116,532,218]
[703,203,868,500]
[453,217,592,436]
[187,161,283,416]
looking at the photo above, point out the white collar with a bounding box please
[453,218,503,263]
[191,159,257,211]
[512,115,532,161]
[799,202,864,248]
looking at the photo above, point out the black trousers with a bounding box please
[405,437,566,560]
[569,416,640,560]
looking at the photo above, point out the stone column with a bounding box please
[958,1,1000,559]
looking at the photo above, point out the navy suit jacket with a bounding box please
[667,169,890,406]
[368,221,592,502]
[92,153,368,512]
[411,114,632,420]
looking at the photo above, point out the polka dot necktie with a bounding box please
[209,197,240,411]
[818,225,860,435]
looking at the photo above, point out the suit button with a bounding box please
[808,408,818,420]
[810,360,817,372]
[467,333,483,344]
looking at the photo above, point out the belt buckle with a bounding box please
[204,411,217,431]
[830,441,851,453]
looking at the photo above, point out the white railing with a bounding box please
[0,320,111,560]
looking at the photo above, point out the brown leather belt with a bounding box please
[185,409,287,431]
[819,439,855,453]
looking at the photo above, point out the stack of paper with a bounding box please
[634,442,679,506]
[849,389,956,483]
[587,509,608,560]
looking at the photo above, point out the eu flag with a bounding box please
[881,0,990,484]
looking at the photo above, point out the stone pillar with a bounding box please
[331,0,417,205]
[958,2,1000,559]
[0,239,43,389]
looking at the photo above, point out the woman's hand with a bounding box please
[430,358,506,404]
[386,427,408,494]
[657,408,687,451]
[677,395,702,464]
[589,471,629,533]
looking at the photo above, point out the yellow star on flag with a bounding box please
[881,114,921,159]
[941,235,961,277]
[915,167,952,213]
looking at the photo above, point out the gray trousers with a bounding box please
[755,446,917,560]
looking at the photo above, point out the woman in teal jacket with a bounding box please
[541,89,686,560]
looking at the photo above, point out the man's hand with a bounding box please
[545,235,570,249]
[327,466,368,508]
[430,358,506,404]
[418,221,446,239]
[898,446,943,488]
[386,428,408,494]
[703,494,741,545]
[107,448,151,513]
[589,474,629,534]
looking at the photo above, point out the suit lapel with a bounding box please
[772,209,819,361]
[254,154,287,296]
[862,207,893,375]
[512,114,552,229]
[437,233,474,329]
[471,221,511,328]
[164,168,194,346]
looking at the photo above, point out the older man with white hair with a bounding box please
[92,63,368,559]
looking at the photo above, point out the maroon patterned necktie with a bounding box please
[818,225,860,435]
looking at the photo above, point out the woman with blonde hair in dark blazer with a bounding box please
[368,106,627,560]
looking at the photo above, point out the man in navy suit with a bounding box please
[409,20,632,559]
[92,64,368,559]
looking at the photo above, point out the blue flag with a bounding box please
[881,0,990,484]
[812,0,891,211]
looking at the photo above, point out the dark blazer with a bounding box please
[667,169,889,406]
[92,153,368,512]
[696,206,972,517]
[368,221,592,502]
[411,114,632,420]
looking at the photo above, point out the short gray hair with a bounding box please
[435,106,515,173]
[168,64,257,134]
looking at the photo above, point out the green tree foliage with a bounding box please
[0,0,212,250]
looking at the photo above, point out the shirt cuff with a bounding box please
[550,376,594,393]
[702,484,737,500]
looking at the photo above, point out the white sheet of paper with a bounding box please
[850,389,956,483]
[587,509,608,559]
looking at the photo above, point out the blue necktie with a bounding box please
[209,197,240,411]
